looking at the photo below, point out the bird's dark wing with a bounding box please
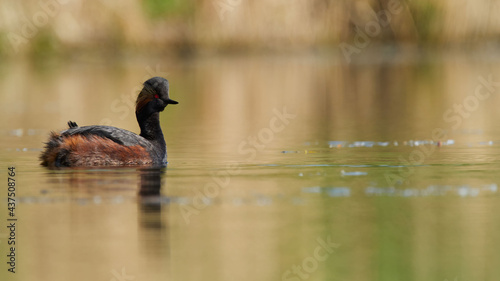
[61,125,153,149]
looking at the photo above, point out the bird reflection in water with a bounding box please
[138,167,167,230]
[138,167,164,196]
[137,168,170,263]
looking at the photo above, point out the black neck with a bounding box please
[137,111,165,146]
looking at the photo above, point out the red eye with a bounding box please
[154,94,159,99]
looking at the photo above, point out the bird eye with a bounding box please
[154,94,159,99]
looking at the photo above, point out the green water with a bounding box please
[2,53,500,281]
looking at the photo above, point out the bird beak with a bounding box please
[167,99,179,105]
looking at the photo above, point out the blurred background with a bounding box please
[1,0,500,56]
[3,1,500,281]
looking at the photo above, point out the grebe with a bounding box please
[40,77,178,167]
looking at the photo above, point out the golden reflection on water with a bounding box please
[2,53,500,280]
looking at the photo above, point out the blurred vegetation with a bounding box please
[142,0,195,19]
[28,31,60,59]
[406,1,441,43]
[0,0,499,58]
[0,32,7,57]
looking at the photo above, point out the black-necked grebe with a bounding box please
[40,77,178,167]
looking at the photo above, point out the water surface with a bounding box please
[2,52,500,281]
